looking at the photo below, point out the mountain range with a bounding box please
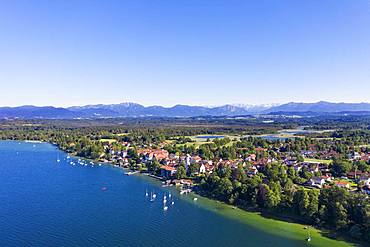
[1,101,370,119]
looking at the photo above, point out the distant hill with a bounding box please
[0,106,76,119]
[266,101,370,113]
[1,101,370,119]
[68,102,270,118]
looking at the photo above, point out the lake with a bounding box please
[0,141,352,247]
[253,127,334,141]
[197,135,225,139]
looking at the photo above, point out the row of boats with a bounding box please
[146,190,175,211]
[145,189,198,211]
[57,156,102,167]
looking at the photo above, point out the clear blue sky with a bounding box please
[1,0,369,107]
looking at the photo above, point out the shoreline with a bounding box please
[4,140,360,246]
[190,196,354,247]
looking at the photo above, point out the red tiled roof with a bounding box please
[334,181,349,186]
[160,165,176,171]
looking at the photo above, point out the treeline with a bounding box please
[198,163,370,242]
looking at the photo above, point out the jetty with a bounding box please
[125,171,140,176]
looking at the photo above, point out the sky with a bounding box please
[0,0,370,107]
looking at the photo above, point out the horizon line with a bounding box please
[2,100,370,108]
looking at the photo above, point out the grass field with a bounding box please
[304,158,333,164]
[116,133,129,136]
[99,138,117,144]
[174,134,240,148]
[358,144,370,148]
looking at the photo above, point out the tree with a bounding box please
[281,178,296,209]
[215,177,234,202]
[331,159,352,177]
[294,189,309,216]
[188,162,200,177]
[176,165,187,179]
[149,159,161,174]
[257,183,270,208]
[307,189,319,218]
[267,181,281,208]
[319,187,349,229]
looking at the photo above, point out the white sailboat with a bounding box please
[150,192,156,202]
[306,228,312,242]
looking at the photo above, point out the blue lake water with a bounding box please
[0,141,311,246]
[197,135,225,139]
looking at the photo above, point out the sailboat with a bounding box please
[306,235,311,242]
[150,192,156,202]
[145,189,149,197]
[306,229,312,242]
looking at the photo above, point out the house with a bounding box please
[333,181,350,189]
[201,160,214,174]
[308,163,319,173]
[284,158,298,166]
[321,175,332,182]
[138,149,169,161]
[164,158,178,167]
[246,154,256,162]
[150,149,169,160]
[360,153,370,162]
[180,179,193,186]
[362,185,370,195]
[310,177,326,188]
[199,163,206,173]
[292,163,303,172]
[172,179,193,187]
[160,166,177,179]
[191,156,202,163]
[301,150,314,156]
[319,164,331,175]
[247,166,258,176]
[358,175,370,186]
[255,147,267,152]
[347,171,366,179]
[348,151,361,160]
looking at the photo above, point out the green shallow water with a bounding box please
[190,196,354,247]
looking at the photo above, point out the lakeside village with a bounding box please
[3,122,370,242]
[97,138,370,196]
